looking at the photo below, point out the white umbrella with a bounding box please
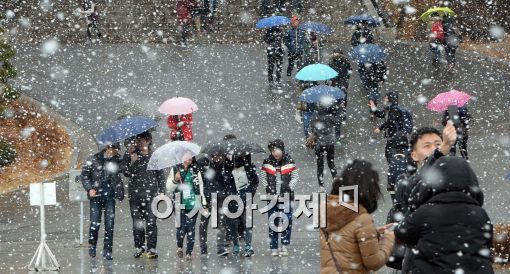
[147,141,201,170]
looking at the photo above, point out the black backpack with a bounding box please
[396,106,413,135]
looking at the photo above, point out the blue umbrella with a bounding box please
[298,21,333,34]
[344,15,381,27]
[300,85,346,103]
[350,44,387,64]
[97,116,158,145]
[505,171,510,180]
[295,64,338,81]
[255,16,290,29]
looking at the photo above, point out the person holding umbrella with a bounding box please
[264,26,285,88]
[328,48,352,126]
[81,143,124,260]
[159,97,198,141]
[303,31,324,67]
[123,131,166,259]
[284,15,306,78]
[427,90,471,159]
[351,21,374,47]
[167,154,205,260]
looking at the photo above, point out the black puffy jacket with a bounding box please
[395,157,493,274]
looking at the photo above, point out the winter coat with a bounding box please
[303,33,323,66]
[260,154,298,198]
[195,157,235,203]
[395,157,493,274]
[374,103,402,139]
[329,55,352,91]
[351,27,374,47]
[264,28,284,56]
[167,114,193,141]
[122,151,166,199]
[358,62,387,90]
[443,15,462,48]
[320,195,394,274]
[81,152,124,200]
[310,112,336,146]
[284,27,305,55]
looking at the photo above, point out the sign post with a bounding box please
[68,169,88,246]
[28,181,60,271]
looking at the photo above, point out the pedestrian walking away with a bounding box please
[265,26,285,88]
[306,109,338,191]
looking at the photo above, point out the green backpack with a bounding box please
[180,169,196,210]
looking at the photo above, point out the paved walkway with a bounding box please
[1,42,509,273]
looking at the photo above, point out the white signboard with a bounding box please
[30,182,57,206]
[69,169,88,202]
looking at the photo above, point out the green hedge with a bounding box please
[0,139,16,167]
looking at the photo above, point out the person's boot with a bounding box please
[147,248,158,259]
[133,247,144,258]
[88,245,96,258]
[103,250,113,260]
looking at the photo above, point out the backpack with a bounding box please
[431,21,445,42]
[396,106,413,135]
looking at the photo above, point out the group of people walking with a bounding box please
[81,117,300,261]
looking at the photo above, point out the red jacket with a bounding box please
[176,0,198,23]
[167,114,193,141]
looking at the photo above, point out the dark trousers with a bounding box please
[89,196,115,253]
[177,211,198,255]
[199,204,210,254]
[129,196,158,250]
[315,145,337,187]
[450,134,468,159]
[445,44,457,65]
[287,53,302,76]
[268,204,292,249]
[268,53,283,84]
[180,22,191,44]
[384,138,397,163]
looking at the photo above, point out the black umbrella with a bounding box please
[201,139,265,156]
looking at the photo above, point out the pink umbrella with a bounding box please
[426,90,471,112]
[159,97,198,115]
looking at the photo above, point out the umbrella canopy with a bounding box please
[344,15,381,27]
[505,171,510,181]
[295,64,338,81]
[298,21,333,34]
[97,116,158,146]
[256,16,290,29]
[300,85,346,104]
[350,44,387,64]
[159,97,198,115]
[420,7,456,22]
[201,139,265,156]
[426,90,471,112]
[147,141,201,170]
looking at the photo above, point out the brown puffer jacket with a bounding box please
[320,195,394,274]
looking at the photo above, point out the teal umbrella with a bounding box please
[295,64,338,81]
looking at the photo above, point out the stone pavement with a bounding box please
[0,42,509,273]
